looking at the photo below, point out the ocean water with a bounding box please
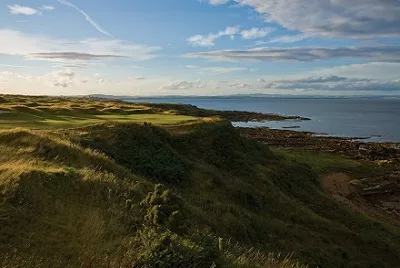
[128,98,400,143]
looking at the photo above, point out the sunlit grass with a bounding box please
[0,113,198,129]
[0,95,200,129]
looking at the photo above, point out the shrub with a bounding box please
[141,185,187,233]
[135,229,221,268]
[78,124,189,183]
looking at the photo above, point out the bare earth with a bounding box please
[322,173,400,227]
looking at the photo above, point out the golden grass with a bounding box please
[0,95,202,130]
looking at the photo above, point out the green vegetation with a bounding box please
[0,95,399,267]
[275,149,388,177]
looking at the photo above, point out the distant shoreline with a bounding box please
[87,94,400,101]
[94,95,400,144]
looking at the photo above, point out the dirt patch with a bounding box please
[322,173,352,196]
[322,172,400,227]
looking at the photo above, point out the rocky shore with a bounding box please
[238,127,400,163]
[213,110,310,122]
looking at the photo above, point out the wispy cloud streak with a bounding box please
[56,0,113,38]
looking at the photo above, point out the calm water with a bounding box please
[128,98,400,143]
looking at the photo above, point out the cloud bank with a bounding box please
[0,29,160,62]
[205,0,400,38]
[185,46,400,62]
[161,75,400,93]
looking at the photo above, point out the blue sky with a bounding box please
[0,0,399,96]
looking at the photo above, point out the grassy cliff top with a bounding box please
[0,95,399,268]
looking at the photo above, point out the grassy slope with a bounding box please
[274,150,389,178]
[0,95,399,268]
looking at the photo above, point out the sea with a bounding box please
[127,97,400,143]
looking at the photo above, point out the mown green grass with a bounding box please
[0,112,198,129]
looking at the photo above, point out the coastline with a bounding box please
[236,125,400,163]
[104,96,400,162]
[122,96,400,144]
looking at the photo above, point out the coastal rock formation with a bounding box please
[238,127,400,162]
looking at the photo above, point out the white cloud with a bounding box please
[314,62,400,80]
[254,34,312,46]
[0,70,172,96]
[188,26,276,46]
[161,79,253,91]
[187,26,239,47]
[161,79,208,90]
[40,5,55,11]
[57,70,75,78]
[206,0,400,38]
[0,69,88,89]
[56,0,113,37]
[161,75,400,94]
[8,5,39,15]
[52,62,105,69]
[185,65,249,75]
[28,52,127,61]
[130,76,146,80]
[1,69,399,96]
[0,64,37,69]
[0,29,161,62]
[50,70,77,88]
[185,65,200,69]
[185,46,400,62]
[276,75,349,84]
[206,0,230,5]
[261,76,400,92]
[240,27,274,39]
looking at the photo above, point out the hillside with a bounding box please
[0,95,400,268]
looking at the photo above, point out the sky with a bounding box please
[0,0,400,96]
